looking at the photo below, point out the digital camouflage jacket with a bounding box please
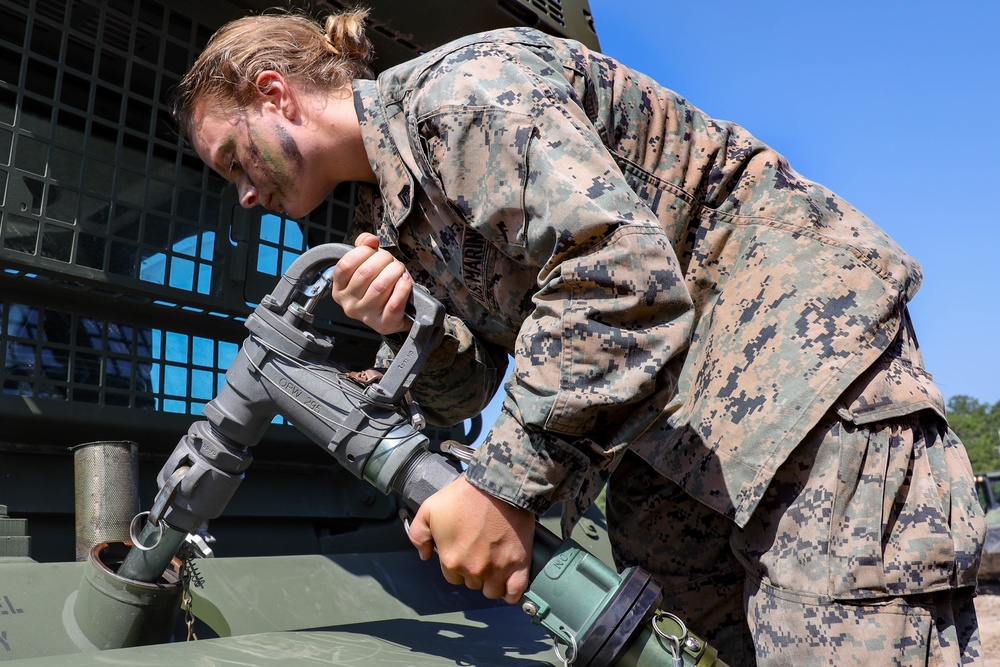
[350,28,945,528]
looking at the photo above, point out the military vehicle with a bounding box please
[977,471,1000,581]
[0,1,726,664]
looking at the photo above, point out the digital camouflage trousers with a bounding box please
[607,411,986,666]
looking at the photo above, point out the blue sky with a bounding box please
[585,0,1000,404]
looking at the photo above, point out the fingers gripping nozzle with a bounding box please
[256,242,445,405]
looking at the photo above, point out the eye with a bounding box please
[228,157,240,178]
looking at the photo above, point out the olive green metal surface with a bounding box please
[0,551,560,665]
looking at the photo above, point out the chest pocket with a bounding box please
[458,224,540,335]
[417,107,534,249]
[404,194,514,335]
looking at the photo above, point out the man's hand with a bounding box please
[408,476,535,604]
[331,233,412,335]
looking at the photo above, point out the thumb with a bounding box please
[354,232,380,250]
[407,505,434,561]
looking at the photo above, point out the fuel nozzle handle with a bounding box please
[260,243,445,404]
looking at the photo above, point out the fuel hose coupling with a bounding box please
[521,538,726,666]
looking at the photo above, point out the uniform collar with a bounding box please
[352,79,415,235]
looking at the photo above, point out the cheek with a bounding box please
[259,125,304,188]
[246,131,289,186]
[250,156,293,198]
[274,124,305,169]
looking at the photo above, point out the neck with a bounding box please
[324,89,377,184]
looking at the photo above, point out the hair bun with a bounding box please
[323,7,373,64]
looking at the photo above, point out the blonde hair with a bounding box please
[172,8,374,138]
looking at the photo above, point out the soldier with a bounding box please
[173,8,986,665]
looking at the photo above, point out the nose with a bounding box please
[237,180,259,209]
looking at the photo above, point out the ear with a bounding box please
[254,71,298,120]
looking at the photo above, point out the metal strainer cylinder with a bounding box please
[73,441,140,562]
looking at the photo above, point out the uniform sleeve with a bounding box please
[377,313,509,426]
[412,44,695,513]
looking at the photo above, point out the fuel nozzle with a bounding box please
[114,417,252,586]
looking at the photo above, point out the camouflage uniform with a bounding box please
[350,27,985,665]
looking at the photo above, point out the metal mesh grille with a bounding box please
[0,0,229,299]
[1,294,243,413]
[0,0,377,429]
[528,0,567,27]
[0,0,551,447]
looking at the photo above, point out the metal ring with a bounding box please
[440,439,475,464]
[652,610,688,643]
[551,631,578,667]
[652,610,688,667]
[128,511,165,552]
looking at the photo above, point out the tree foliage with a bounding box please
[947,395,1000,473]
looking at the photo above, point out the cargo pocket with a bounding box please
[828,415,985,598]
[827,346,986,598]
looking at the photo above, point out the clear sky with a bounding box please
[585,0,1000,404]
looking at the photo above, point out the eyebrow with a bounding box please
[217,137,237,178]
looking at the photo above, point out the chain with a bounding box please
[179,551,204,641]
